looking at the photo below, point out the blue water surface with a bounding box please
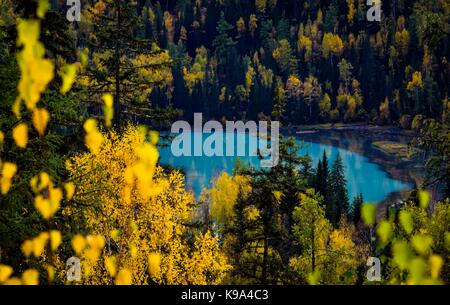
[159,131,411,203]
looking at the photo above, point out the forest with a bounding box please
[0,0,449,286]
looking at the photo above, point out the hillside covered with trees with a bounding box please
[50,0,450,127]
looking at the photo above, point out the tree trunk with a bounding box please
[114,0,122,128]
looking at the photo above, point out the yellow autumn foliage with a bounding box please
[204,172,251,227]
[64,125,231,284]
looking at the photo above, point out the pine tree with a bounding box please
[300,155,315,187]
[329,152,349,226]
[315,151,330,206]
[351,193,363,225]
[212,11,236,69]
[323,0,339,33]
[81,0,172,127]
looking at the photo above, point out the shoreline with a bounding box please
[281,123,426,210]
[282,123,423,185]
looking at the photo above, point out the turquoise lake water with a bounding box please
[159,131,411,203]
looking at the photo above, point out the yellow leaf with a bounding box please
[29,58,54,94]
[136,143,159,166]
[411,234,433,255]
[0,264,13,283]
[50,230,62,251]
[22,269,39,285]
[12,123,28,148]
[361,203,376,226]
[34,195,59,220]
[84,119,103,154]
[307,270,321,285]
[148,252,161,278]
[71,234,86,255]
[408,257,427,282]
[49,187,63,206]
[376,220,393,244]
[418,190,430,209]
[102,93,113,108]
[105,256,117,277]
[399,210,414,234]
[429,255,443,279]
[1,162,17,194]
[86,234,105,250]
[0,131,4,143]
[38,172,51,191]
[21,240,34,257]
[29,176,39,193]
[12,98,21,118]
[83,118,97,133]
[393,241,412,270]
[102,93,114,127]
[46,265,55,282]
[16,19,40,47]
[60,64,77,95]
[3,277,22,285]
[149,131,159,145]
[37,0,50,18]
[64,182,75,200]
[115,269,132,285]
[78,48,89,68]
[33,232,49,257]
[32,108,49,136]
[85,248,101,261]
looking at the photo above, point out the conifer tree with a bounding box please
[212,11,236,70]
[351,193,363,225]
[80,0,172,127]
[329,152,350,226]
[315,151,330,207]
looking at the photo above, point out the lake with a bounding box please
[159,131,412,203]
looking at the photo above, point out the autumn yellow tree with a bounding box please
[288,190,368,284]
[202,172,251,229]
[65,125,231,284]
[322,33,344,61]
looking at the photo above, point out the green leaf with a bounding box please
[361,203,376,225]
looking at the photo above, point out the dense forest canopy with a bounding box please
[42,0,450,127]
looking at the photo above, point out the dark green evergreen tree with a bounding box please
[329,152,349,226]
[351,193,363,225]
[212,11,236,70]
[314,151,330,207]
[82,0,172,127]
